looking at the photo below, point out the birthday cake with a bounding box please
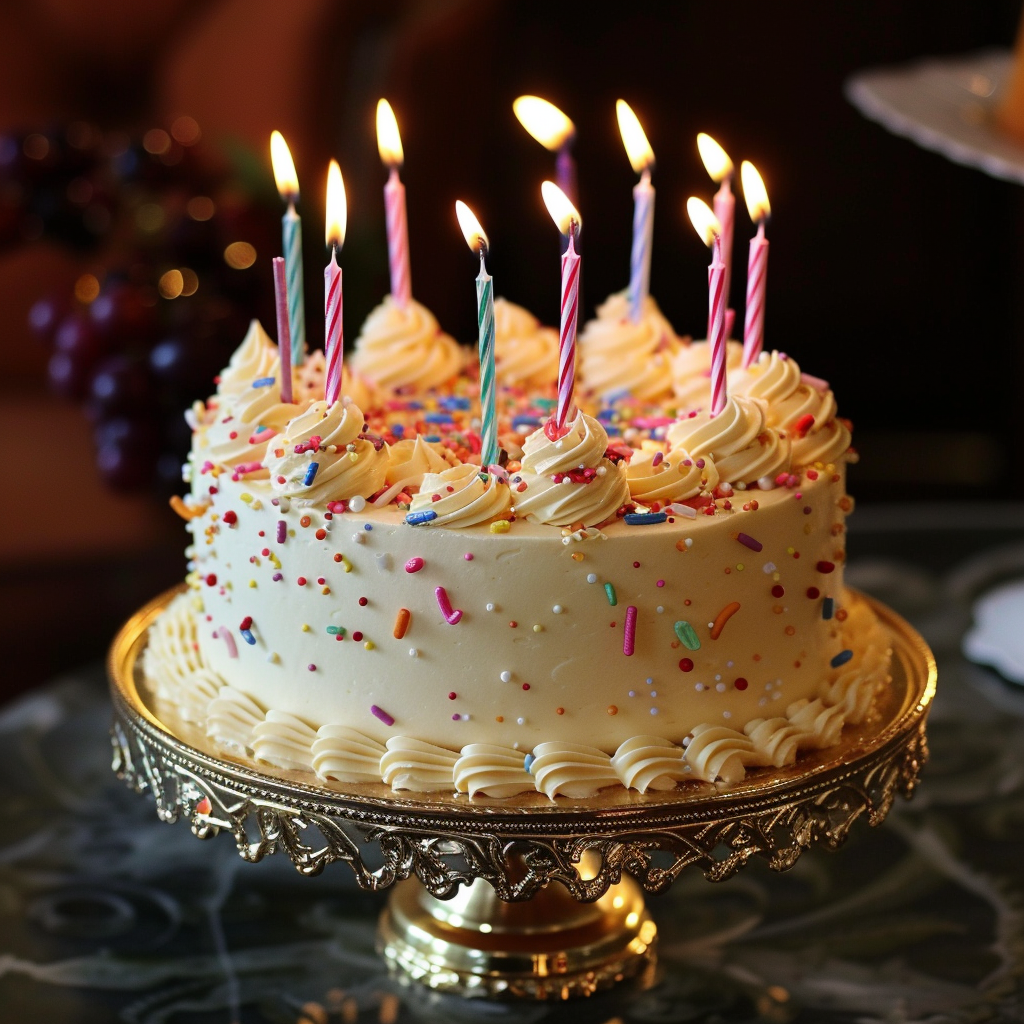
[143,296,890,799]
[141,106,889,800]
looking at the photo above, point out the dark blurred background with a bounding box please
[2,0,1022,697]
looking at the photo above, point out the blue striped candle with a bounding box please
[627,170,655,324]
[282,204,306,366]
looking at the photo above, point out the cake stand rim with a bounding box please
[108,583,935,833]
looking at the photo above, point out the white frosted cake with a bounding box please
[145,293,890,799]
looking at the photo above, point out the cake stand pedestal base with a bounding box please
[378,855,656,998]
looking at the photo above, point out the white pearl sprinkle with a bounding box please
[650,691,657,698]
[628,690,636,697]
[723,711,732,719]
[587,573,598,584]
[461,713,470,721]
[486,602,495,611]
[650,707,659,715]
[763,562,777,574]
[684,538,693,548]
[695,683,704,691]
[348,495,366,513]
[517,717,525,725]
[656,606,664,614]
[500,671,512,683]
[716,682,726,692]
[552,604,563,614]
[353,533,365,544]
[409,648,418,657]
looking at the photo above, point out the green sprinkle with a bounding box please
[674,620,701,650]
[604,582,617,606]
[326,625,346,636]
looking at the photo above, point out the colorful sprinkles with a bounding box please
[673,620,701,650]
[830,649,853,668]
[370,704,395,726]
[435,586,463,625]
[623,606,638,656]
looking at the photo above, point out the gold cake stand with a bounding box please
[108,587,935,1000]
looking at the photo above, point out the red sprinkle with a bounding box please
[679,658,694,672]
[239,616,253,630]
[734,678,748,690]
[352,631,363,642]
[222,510,237,525]
[358,597,368,606]
[807,586,821,598]
[205,574,217,586]
[816,561,836,574]
[297,577,307,586]
[405,557,425,573]
[448,692,457,700]
[771,585,785,598]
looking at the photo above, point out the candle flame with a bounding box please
[541,180,582,236]
[325,160,347,248]
[376,99,404,167]
[686,197,721,248]
[616,100,654,174]
[697,133,733,183]
[741,160,771,222]
[270,130,299,200]
[455,200,488,255]
[513,96,575,150]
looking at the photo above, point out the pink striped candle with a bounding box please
[272,256,293,403]
[540,181,583,436]
[324,248,342,404]
[740,161,772,368]
[377,100,412,309]
[697,134,736,338]
[708,235,727,416]
[324,160,346,406]
[686,196,726,417]
[556,227,582,432]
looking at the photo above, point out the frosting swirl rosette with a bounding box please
[407,463,512,527]
[216,320,279,398]
[265,400,388,503]
[513,412,629,527]
[731,350,850,467]
[351,296,464,393]
[670,338,744,411]
[666,395,791,485]
[494,298,559,389]
[293,349,376,411]
[579,291,684,402]
[625,446,719,504]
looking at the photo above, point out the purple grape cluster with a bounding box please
[9,120,276,491]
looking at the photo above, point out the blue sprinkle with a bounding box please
[240,629,256,645]
[303,462,319,486]
[830,649,854,668]
[425,412,454,424]
[822,597,834,620]
[597,408,617,422]
[424,435,441,443]
[253,424,269,434]
[513,416,543,431]
[252,376,275,388]
[391,424,405,437]
[523,753,535,774]
[364,523,373,530]
[406,401,424,411]
[405,510,438,525]
[624,511,668,526]
[440,396,471,411]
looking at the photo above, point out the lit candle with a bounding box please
[740,161,771,368]
[324,160,347,406]
[272,256,293,403]
[376,100,412,309]
[541,181,583,436]
[270,131,306,367]
[617,100,655,325]
[697,134,735,338]
[513,96,577,206]
[686,197,727,417]
[455,200,498,470]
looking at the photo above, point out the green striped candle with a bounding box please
[270,131,306,366]
[455,201,498,470]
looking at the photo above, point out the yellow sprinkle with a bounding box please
[302,624,311,632]
[250,499,262,510]
[248,580,257,588]
[240,493,253,503]
[571,552,584,561]
[342,556,352,572]
[533,624,543,633]
[490,520,511,534]
[773,572,781,582]
[348,452,358,462]
[321,586,330,595]
[736,563,744,571]
[269,553,281,569]
[364,641,375,650]
[786,546,795,555]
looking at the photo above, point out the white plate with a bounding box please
[963,578,1024,683]
[845,48,1024,185]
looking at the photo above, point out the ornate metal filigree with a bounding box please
[109,589,935,903]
